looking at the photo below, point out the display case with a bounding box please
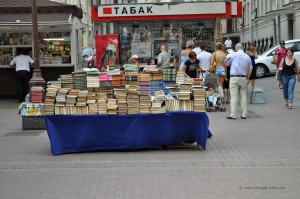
[119,21,215,66]
[0,32,71,66]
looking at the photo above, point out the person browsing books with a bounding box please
[182,51,200,78]
[129,54,140,72]
[10,49,34,102]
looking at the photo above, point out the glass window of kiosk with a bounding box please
[118,21,215,66]
[0,32,71,65]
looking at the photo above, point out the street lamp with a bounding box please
[29,0,45,102]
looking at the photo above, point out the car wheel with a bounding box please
[255,64,267,78]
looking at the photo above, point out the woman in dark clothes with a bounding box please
[246,43,258,91]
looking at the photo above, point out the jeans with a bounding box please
[282,75,296,103]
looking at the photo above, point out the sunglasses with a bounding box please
[280,43,285,45]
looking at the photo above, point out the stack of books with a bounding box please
[60,74,73,89]
[192,85,206,112]
[193,78,203,85]
[114,88,127,115]
[97,92,107,114]
[124,64,138,72]
[177,84,191,100]
[99,75,113,98]
[138,81,150,95]
[184,78,194,85]
[163,81,176,95]
[125,72,139,86]
[139,95,151,114]
[107,99,117,114]
[66,89,79,106]
[112,74,125,88]
[162,68,176,81]
[54,88,69,114]
[44,84,59,115]
[139,73,151,82]
[30,86,44,103]
[176,71,185,84]
[87,93,98,114]
[165,84,179,96]
[86,68,100,88]
[107,65,121,76]
[76,91,88,114]
[179,100,194,111]
[151,90,166,114]
[150,80,164,96]
[150,71,163,81]
[72,70,87,90]
[127,85,139,115]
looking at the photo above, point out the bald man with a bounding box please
[157,44,170,69]
[225,43,252,119]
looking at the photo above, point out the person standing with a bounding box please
[224,36,232,50]
[182,51,200,78]
[129,54,140,72]
[173,43,186,71]
[192,40,201,57]
[246,43,258,91]
[179,40,194,71]
[157,44,170,69]
[275,40,287,89]
[211,42,227,89]
[225,43,252,120]
[197,43,212,82]
[277,48,300,109]
[10,49,34,102]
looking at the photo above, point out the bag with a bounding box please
[271,50,279,64]
[209,53,217,73]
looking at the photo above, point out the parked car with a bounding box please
[254,39,300,78]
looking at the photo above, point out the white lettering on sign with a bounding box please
[98,2,226,17]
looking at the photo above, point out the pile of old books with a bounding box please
[176,71,185,84]
[150,80,164,96]
[44,82,60,115]
[124,64,138,72]
[126,85,139,114]
[97,92,107,114]
[112,74,125,88]
[87,92,98,114]
[86,68,100,88]
[60,74,73,89]
[107,65,121,76]
[162,68,176,81]
[114,88,127,115]
[30,86,44,103]
[192,85,206,112]
[139,94,151,114]
[125,72,139,86]
[177,84,191,100]
[72,70,87,90]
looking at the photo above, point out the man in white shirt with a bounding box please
[192,40,201,57]
[224,36,233,50]
[157,44,170,69]
[10,50,34,102]
[197,43,212,82]
[225,43,252,120]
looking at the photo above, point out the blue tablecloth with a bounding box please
[45,111,212,155]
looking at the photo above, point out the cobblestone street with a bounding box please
[0,76,300,199]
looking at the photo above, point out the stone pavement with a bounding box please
[0,76,300,199]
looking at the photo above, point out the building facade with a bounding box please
[92,0,242,67]
[238,0,300,53]
[52,0,93,48]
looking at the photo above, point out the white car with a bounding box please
[255,39,300,78]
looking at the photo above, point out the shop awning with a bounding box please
[0,13,72,24]
[0,13,72,33]
[222,32,240,38]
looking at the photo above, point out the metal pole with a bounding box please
[275,0,280,44]
[29,0,45,102]
[32,0,40,73]
[250,0,253,43]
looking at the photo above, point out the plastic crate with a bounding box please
[22,116,46,130]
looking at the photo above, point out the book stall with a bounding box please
[22,66,212,155]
